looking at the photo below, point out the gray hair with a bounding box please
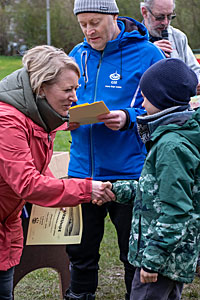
[140,0,175,13]
[22,45,80,95]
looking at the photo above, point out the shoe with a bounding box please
[64,289,95,300]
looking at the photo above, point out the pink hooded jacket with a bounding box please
[0,101,92,271]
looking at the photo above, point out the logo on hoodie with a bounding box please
[105,71,122,89]
[109,71,121,81]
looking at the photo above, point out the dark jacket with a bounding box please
[113,108,200,283]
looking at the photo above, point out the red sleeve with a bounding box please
[0,109,92,207]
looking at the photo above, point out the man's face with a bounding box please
[77,13,119,51]
[142,0,174,37]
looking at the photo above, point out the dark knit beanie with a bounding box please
[140,58,198,110]
[74,0,119,15]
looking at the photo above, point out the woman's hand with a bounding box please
[91,181,115,206]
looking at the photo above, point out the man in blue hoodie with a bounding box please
[64,1,165,299]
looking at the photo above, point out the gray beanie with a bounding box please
[74,0,119,15]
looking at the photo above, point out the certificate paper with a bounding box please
[69,101,110,125]
[26,204,82,245]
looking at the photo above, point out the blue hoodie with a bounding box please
[68,17,165,180]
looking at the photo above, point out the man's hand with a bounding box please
[154,39,173,58]
[140,268,158,284]
[97,110,127,131]
[91,181,115,206]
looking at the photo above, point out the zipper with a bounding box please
[40,133,52,174]
[93,52,104,103]
[90,52,104,178]
[135,214,142,259]
[48,133,51,143]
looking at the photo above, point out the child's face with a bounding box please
[142,92,161,115]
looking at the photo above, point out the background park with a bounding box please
[0,0,200,299]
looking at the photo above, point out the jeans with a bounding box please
[130,268,184,300]
[66,201,135,296]
[0,267,14,300]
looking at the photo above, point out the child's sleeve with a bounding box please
[112,180,138,204]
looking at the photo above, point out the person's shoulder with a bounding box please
[169,25,187,39]
[0,102,24,116]
[141,39,165,58]
[0,102,27,126]
[156,130,193,155]
[69,42,85,57]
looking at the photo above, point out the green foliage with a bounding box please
[49,0,84,53]
[12,0,47,48]
[118,0,142,21]
[1,0,200,55]
[172,0,200,49]
[11,0,84,53]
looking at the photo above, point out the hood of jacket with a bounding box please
[153,107,200,150]
[140,107,200,151]
[81,16,149,52]
[0,68,68,132]
[136,106,193,144]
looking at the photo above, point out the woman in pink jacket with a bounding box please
[0,45,114,300]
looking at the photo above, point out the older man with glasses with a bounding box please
[140,0,200,94]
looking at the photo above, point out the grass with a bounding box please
[14,216,125,300]
[13,212,200,300]
[1,56,200,299]
[53,130,72,152]
[0,55,22,78]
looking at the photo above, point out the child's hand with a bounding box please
[140,268,158,283]
[91,181,115,206]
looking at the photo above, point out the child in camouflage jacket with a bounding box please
[112,58,200,300]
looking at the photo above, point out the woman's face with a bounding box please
[41,68,79,117]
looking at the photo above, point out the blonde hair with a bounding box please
[22,45,80,95]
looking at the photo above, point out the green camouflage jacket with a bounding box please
[112,108,200,283]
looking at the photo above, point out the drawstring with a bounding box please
[81,48,123,85]
[81,50,90,89]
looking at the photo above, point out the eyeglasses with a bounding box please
[146,6,176,21]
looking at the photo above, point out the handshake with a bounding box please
[91,181,115,206]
